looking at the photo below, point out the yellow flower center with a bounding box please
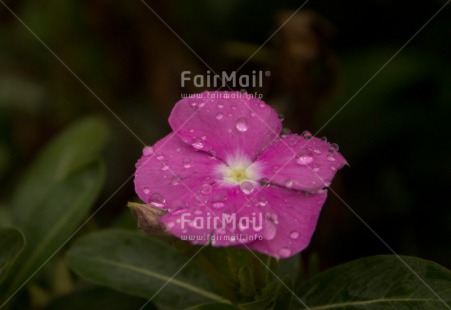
[226,167,250,183]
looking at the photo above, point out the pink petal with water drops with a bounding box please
[256,133,347,192]
[168,91,282,162]
[160,184,265,247]
[243,186,328,259]
[134,132,221,211]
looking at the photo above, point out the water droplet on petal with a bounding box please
[216,112,224,120]
[143,146,154,156]
[149,193,165,208]
[263,219,277,240]
[330,165,337,171]
[302,130,313,139]
[143,187,150,195]
[256,197,268,207]
[218,103,224,109]
[166,221,175,229]
[156,154,165,161]
[161,163,169,171]
[311,163,320,172]
[321,136,328,142]
[327,154,336,162]
[192,138,204,150]
[200,183,212,195]
[171,176,181,185]
[329,143,339,152]
[235,118,249,132]
[240,181,254,195]
[290,231,300,239]
[250,112,256,117]
[278,247,292,258]
[212,201,225,209]
[259,102,266,108]
[284,179,294,188]
[296,149,314,165]
[183,159,191,169]
[278,114,285,121]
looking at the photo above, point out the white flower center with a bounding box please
[216,154,261,185]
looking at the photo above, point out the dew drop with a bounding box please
[143,146,154,156]
[161,163,169,171]
[166,222,175,229]
[235,118,249,132]
[171,176,181,185]
[143,187,150,195]
[330,165,337,171]
[200,183,212,195]
[284,179,294,188]
[289,231,300,239]
[311,163,320,172]
[156,154,165,161]
[212,201,225,209]
[256,197,268,207]
[278,114,285,121]
[329,143,339,152]
[216,112,224,120]
[183,159,191,169]
[302,130,313,139]
[259,102,266,108]
[240,181,254,195]
[278,248,292,258]
[327,154,336,162]
[250,112,256,117]
[296,149,314,165]
[149,193,165,208]
[218,103,224,109]
[192,138,204,150]
[263,219,277,240]
[321,136,328,142]
[313,149,321,155]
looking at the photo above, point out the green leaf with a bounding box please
[10,117,108,219]
[296,255,451,309]
[45,287,156,310]
[67,229,228,308]
[184,303,239,310]
[0,228,25,284]
[3,117,108,298]
[7,162,105,293]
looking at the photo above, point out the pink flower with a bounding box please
[134,91,346,258]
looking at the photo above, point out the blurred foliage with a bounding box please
[1,0,451,309]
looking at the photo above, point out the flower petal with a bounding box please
[256,133,347,192]
[169,91,282,162]
[244,186,328,259]
[159,185,265,247]
[134,132,221,210]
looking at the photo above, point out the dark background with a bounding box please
[1,0,450,270]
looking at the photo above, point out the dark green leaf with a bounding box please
[45,287,156,310]
[10,117,108,219]
[184,303,239,310]
[67,229,227,308]
[4,117,108,297]
[7,162,104,293]
[0,228,25,284]
[297,255,451,309]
